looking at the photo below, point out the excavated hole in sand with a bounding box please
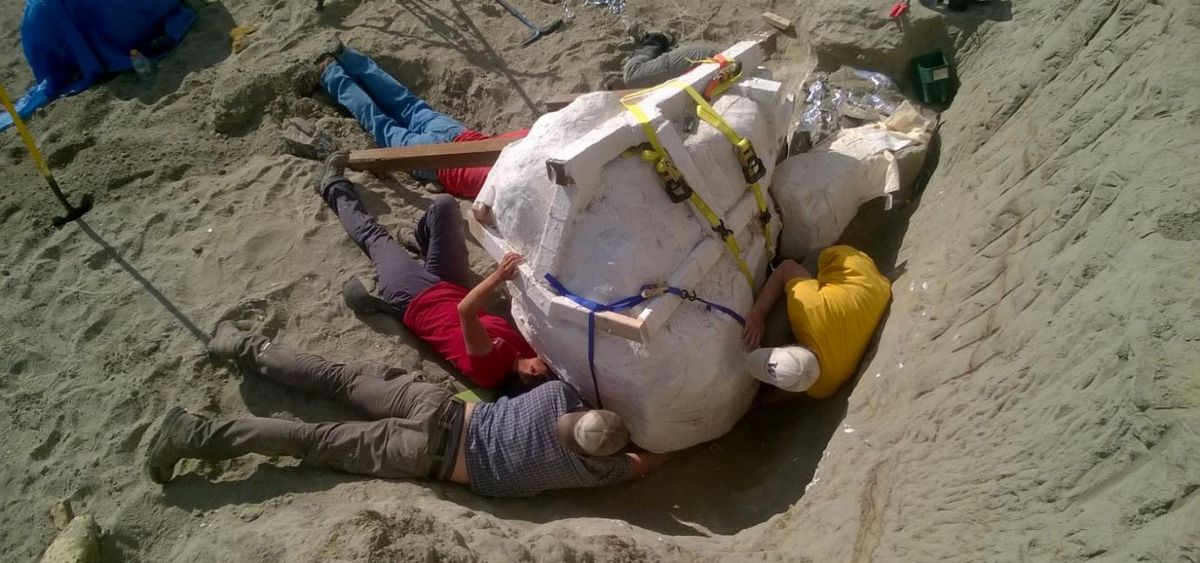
[421,55,943,538]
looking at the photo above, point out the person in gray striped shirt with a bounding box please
[144,324,668,497]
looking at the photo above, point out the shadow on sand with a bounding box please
[104,1,237,104]
[321,0,548,116]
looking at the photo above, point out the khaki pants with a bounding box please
[184,333,454,479]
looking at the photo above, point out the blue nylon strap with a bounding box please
[543,274,746,409]
[544,274,649,408]
[664,287,747,326]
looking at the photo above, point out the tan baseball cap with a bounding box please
[572,410,630,457]
[745,346,821,392]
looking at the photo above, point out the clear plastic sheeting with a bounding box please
[584,0,626,14]
[776,101,935,257]
[796,68,904,148]
[563,0,626,20]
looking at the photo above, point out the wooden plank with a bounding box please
[752,29,779,57]
[544,38,769,190]
[761,12,794,33]
[543,89,637,112]
[346,137,520,172]
[549,297,648,343]
[540,31,781,114]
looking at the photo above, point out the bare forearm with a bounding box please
[627,452,671,478]
[458,273,503,317]
[750,260,811,321]
[749,267,788,321]
[458,273,505,356]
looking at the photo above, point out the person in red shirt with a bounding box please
[319,38,524,199]
[315,151,549,389]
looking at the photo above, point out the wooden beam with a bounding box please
[752,28,779,57]
[542,31,781,115]
[542,89,637,112]
[761,12,794,33]
[346,137,520,172]
[549,297,648,343]
[469,201,651,343]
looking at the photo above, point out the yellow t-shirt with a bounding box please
[785,246,892,398]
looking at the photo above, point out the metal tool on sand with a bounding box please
[494,0,563,47]
[0,84,94,227]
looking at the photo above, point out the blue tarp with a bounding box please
[1,0,196,131]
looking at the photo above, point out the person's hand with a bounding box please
[496,252,524,281]
[472,203,495,226]
[742,312,765,350]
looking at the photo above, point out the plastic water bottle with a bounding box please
[130,49,154,79]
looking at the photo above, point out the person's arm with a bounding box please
[742,259,812,349]
[458,252,523,357]
[626,452,671,478]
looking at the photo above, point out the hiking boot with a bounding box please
[342,276,405,318]
[600,73,626,91]
[206,320,255,361]
[144,407,203,485]
[638,32,674,55]
[322,36,344,60]
[314,151,349,197]
[282,118,339,161]
[397,226,422,256]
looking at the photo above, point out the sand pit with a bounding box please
[2,0,1198,561]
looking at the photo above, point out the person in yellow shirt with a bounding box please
[741,246,892,398]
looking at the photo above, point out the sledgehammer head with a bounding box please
[51,193,94,228]
[521,19,563,48]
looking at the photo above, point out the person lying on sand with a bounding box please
[318,38,524,200]
[740,246,892,399]
[143,324,668,497]
[603,27,719,90]
[316,151,548,390]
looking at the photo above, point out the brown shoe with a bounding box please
[206,320,255,361]
[397,226,422,256]
[282,118,338,161]
[314,151,349,198]
[144,407,202,485]
[342,276,406,319]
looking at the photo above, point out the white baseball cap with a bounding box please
[745,346,821,392]
[572,410,629,457]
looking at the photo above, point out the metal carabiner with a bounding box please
[639,284,668,299]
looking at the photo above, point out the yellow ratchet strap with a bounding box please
[620,89,756,288]
[0,84,55,182]
[667,79,775,259]
[688,54,743,100]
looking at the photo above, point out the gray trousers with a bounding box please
[322,181,473,317]
[185,333,456,479]
[623,42,720,89]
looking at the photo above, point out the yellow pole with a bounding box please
[0,83,92,225]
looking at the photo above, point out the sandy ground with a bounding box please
[2,0,1198,561]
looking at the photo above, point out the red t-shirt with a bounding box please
[402,281,536,389]
[436,129,530,199]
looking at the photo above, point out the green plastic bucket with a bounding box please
[912,52,953,104]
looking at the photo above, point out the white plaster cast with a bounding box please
[473,44,794,452]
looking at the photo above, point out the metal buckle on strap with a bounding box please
[734,139,766,184]
[639,284,668,299]
[654,158,694,203]
[430,399,464,480]
[711,219,734,238]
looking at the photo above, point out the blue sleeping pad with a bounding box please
[1,0,195,130]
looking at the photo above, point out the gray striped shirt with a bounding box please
[466,381,632,497]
